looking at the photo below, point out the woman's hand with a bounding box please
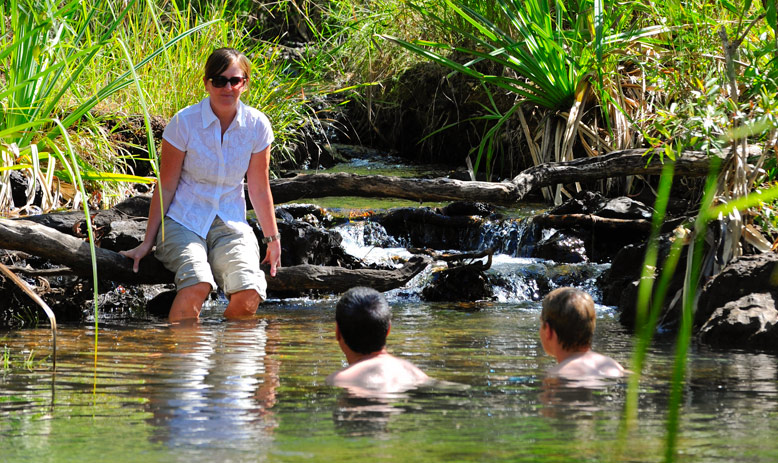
[261,239,281,277]
[119,240,154,273]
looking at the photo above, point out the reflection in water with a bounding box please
[331,380,472,438]
[539,375,627,419]
[145,319,280,453]
[332,391,405,437]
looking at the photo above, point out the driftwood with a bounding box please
[24,150,722,222]
[0,219,428,293]
[269,148,725,205]
[410,247,494,271]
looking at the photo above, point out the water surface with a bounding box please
[2,298,778,462]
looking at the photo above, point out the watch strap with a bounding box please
[261,233,281,244]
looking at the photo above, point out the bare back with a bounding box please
[548,351,626,381]
[327,353,429,394]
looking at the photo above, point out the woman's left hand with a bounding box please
[261,239,282,277]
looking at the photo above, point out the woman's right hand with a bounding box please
[119,241,154,273]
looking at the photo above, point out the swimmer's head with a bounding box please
[336,287,391,354]
[540,287,595,351]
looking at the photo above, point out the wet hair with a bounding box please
[541,287,596,351]
[336,287,391,354]
[204,47,251,81]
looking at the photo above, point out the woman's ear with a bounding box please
[335,324,341,341]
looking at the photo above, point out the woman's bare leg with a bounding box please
[169,282,212,322]
[224,289,260,319]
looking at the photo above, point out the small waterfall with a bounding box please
[335,219,610,304]
[479,217,534,257]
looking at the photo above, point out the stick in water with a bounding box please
[0,262,57,370]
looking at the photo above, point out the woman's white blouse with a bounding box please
[162,97,274,238]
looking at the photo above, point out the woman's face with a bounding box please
[204,60,247,110]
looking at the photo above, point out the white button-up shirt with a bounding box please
[162,97,274,238]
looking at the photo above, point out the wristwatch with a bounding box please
[262,233,281,244]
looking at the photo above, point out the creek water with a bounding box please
[3,221,778,462]
[2,158,778,462]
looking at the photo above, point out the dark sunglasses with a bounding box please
[208,75,247,88]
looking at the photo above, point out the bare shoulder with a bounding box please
[327,354,428,393]
[551,351,625,380]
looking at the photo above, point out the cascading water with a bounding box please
[333,216,610,304]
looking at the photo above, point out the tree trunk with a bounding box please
[269,148,723,205]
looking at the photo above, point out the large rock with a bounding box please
[421,265,509,302]
[600,234,688,332]
[698,292,778,351]
[548,190,654,220]
[377,206,485,251]
[531,230,587,263]
[695,252,778,329]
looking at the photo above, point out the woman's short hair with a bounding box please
[541,287,596,350]
[336,287,391,354]
[204,47,251,80]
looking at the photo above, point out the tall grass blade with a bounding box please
[664,157,720,461]
[622,159,676,434]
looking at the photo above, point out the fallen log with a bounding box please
[269,148,729,205]
[532,213,689,233]
[0,219,428,294]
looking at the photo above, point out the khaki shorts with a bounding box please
[154,216,267,300]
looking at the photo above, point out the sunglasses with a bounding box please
[208,75,247,88]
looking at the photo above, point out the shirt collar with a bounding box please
[201,97,246,129]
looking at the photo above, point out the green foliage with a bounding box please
[646,76,732,156]
[378,0,665,182]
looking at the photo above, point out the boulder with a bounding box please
[377,207,484,250]
[698,292,778,351]
[421,265,508,302]
[600,234,688,332]
[531,230,587,263]
[695,252,778,329]
[546,190,654,220]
